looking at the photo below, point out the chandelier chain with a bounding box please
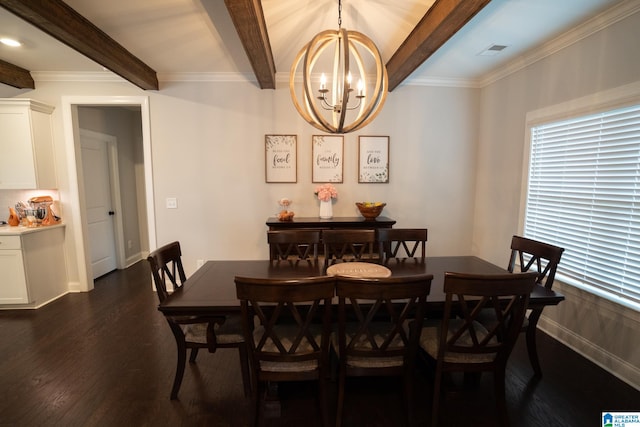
[338,0,342,28]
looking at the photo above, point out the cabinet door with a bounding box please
[0,249,29,304]
[0,110,38,189]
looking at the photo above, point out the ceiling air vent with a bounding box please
[478,44,508,56]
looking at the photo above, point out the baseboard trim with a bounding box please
[125,252,143,268]
[67,281,82,293]
[539,316,640,391]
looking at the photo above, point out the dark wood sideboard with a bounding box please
[266,216,396,231]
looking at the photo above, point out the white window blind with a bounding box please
[525,103,640,311]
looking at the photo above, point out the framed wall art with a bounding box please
[358,136,389,183]
[312,135,343,183]
[265,135,297,183]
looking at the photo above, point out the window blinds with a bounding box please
[525,104,640,310]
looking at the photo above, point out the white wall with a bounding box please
[473,10,640,388]
[18,78,478,279]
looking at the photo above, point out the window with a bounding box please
[525,103,640,311]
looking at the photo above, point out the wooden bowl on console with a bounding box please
[355,202,386,219]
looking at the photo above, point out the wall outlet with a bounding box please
[166,197,178,209]
[196,259,205,269]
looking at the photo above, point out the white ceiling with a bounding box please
[0,0,629,92]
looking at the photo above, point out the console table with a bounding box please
[266,216,396,231]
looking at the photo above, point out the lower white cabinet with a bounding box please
[0,236,29,304]
[0,225,67,308]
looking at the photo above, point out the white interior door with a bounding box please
[80,130,117,279]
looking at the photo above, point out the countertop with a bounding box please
[0,223,65,236]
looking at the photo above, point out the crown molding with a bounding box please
[31,71,126,83]
[478,0,640,88]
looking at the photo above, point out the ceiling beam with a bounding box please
[386,0,491,91]
[0,0,158,90]
[0,58,34,89]
[224,0,276,89]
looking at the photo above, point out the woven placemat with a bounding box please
[326,262,391,278]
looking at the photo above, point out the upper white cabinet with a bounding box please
[0,99,57,189]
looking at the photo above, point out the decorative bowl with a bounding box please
[355,202,386,219]
[277,210,295,221]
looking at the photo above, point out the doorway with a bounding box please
[79,129,118,279]
[62,96,156,292]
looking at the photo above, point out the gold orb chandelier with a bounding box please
[289,0,388,134]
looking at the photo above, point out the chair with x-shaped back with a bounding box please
[507,235,564,377]
[334,274,433,427]
[147,241,250,400]
[267,229,321,263]
[377,228,428,263]
[322,229,377,268]
[235,275,335,427]
[419,272,538,427]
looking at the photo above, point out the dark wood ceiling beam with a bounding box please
[386,0,491,91]
[0,0,158,90]
[224,0,276,89]
[0,58,34,89]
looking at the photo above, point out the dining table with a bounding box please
[157,256,565,317]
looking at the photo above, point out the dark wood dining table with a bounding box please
[157,256,565,317]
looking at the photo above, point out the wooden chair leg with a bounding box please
[431,368,443,427]
[238,344,251,397]
[526,310,544,377]
[171,339,187,400]
[404,370,415,427]
[336,369,346,427]
[318,373,330,427]
[189,347,199,363]
[494,368,509,427]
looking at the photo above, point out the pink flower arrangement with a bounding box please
[314,184,338,202]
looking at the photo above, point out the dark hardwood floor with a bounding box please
[0,260,637,426]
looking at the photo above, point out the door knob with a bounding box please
[108,211,115,215]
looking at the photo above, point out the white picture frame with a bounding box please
[358,136,389,183]
[265,135,297,183]
[312,135,344,183]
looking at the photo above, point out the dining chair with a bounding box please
[322,229,377,267]
[267,229,321,263]
[507,235,564,377]
[420,272,538,427]
[147,241,250,400]
[334,274,433,427]
[376,228,428,263]
[235,275,335,427]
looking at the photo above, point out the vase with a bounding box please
[319,199,333,219]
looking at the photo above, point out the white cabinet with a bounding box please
[0,225,67,308]
[0,236,29,304]
[0,99,57,189]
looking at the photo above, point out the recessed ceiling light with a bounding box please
[0,37,22,47]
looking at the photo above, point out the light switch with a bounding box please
[166,197,178,209]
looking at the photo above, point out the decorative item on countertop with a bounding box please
[356,201,386,220]
[8,207,20,226]
[315,184,338,219]
[277,198,295,221]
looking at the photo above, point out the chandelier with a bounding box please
[289,0,388,134]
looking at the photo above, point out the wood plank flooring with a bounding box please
[0,260,637,426]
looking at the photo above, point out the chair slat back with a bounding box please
[147,241,187,303]
[322,229,376,266]
[440,272,537,363]
[268,229,321,262]
[336,274,433,362]
[235,276,335,366]
[508,235,564,289]
[377,228,428,262]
